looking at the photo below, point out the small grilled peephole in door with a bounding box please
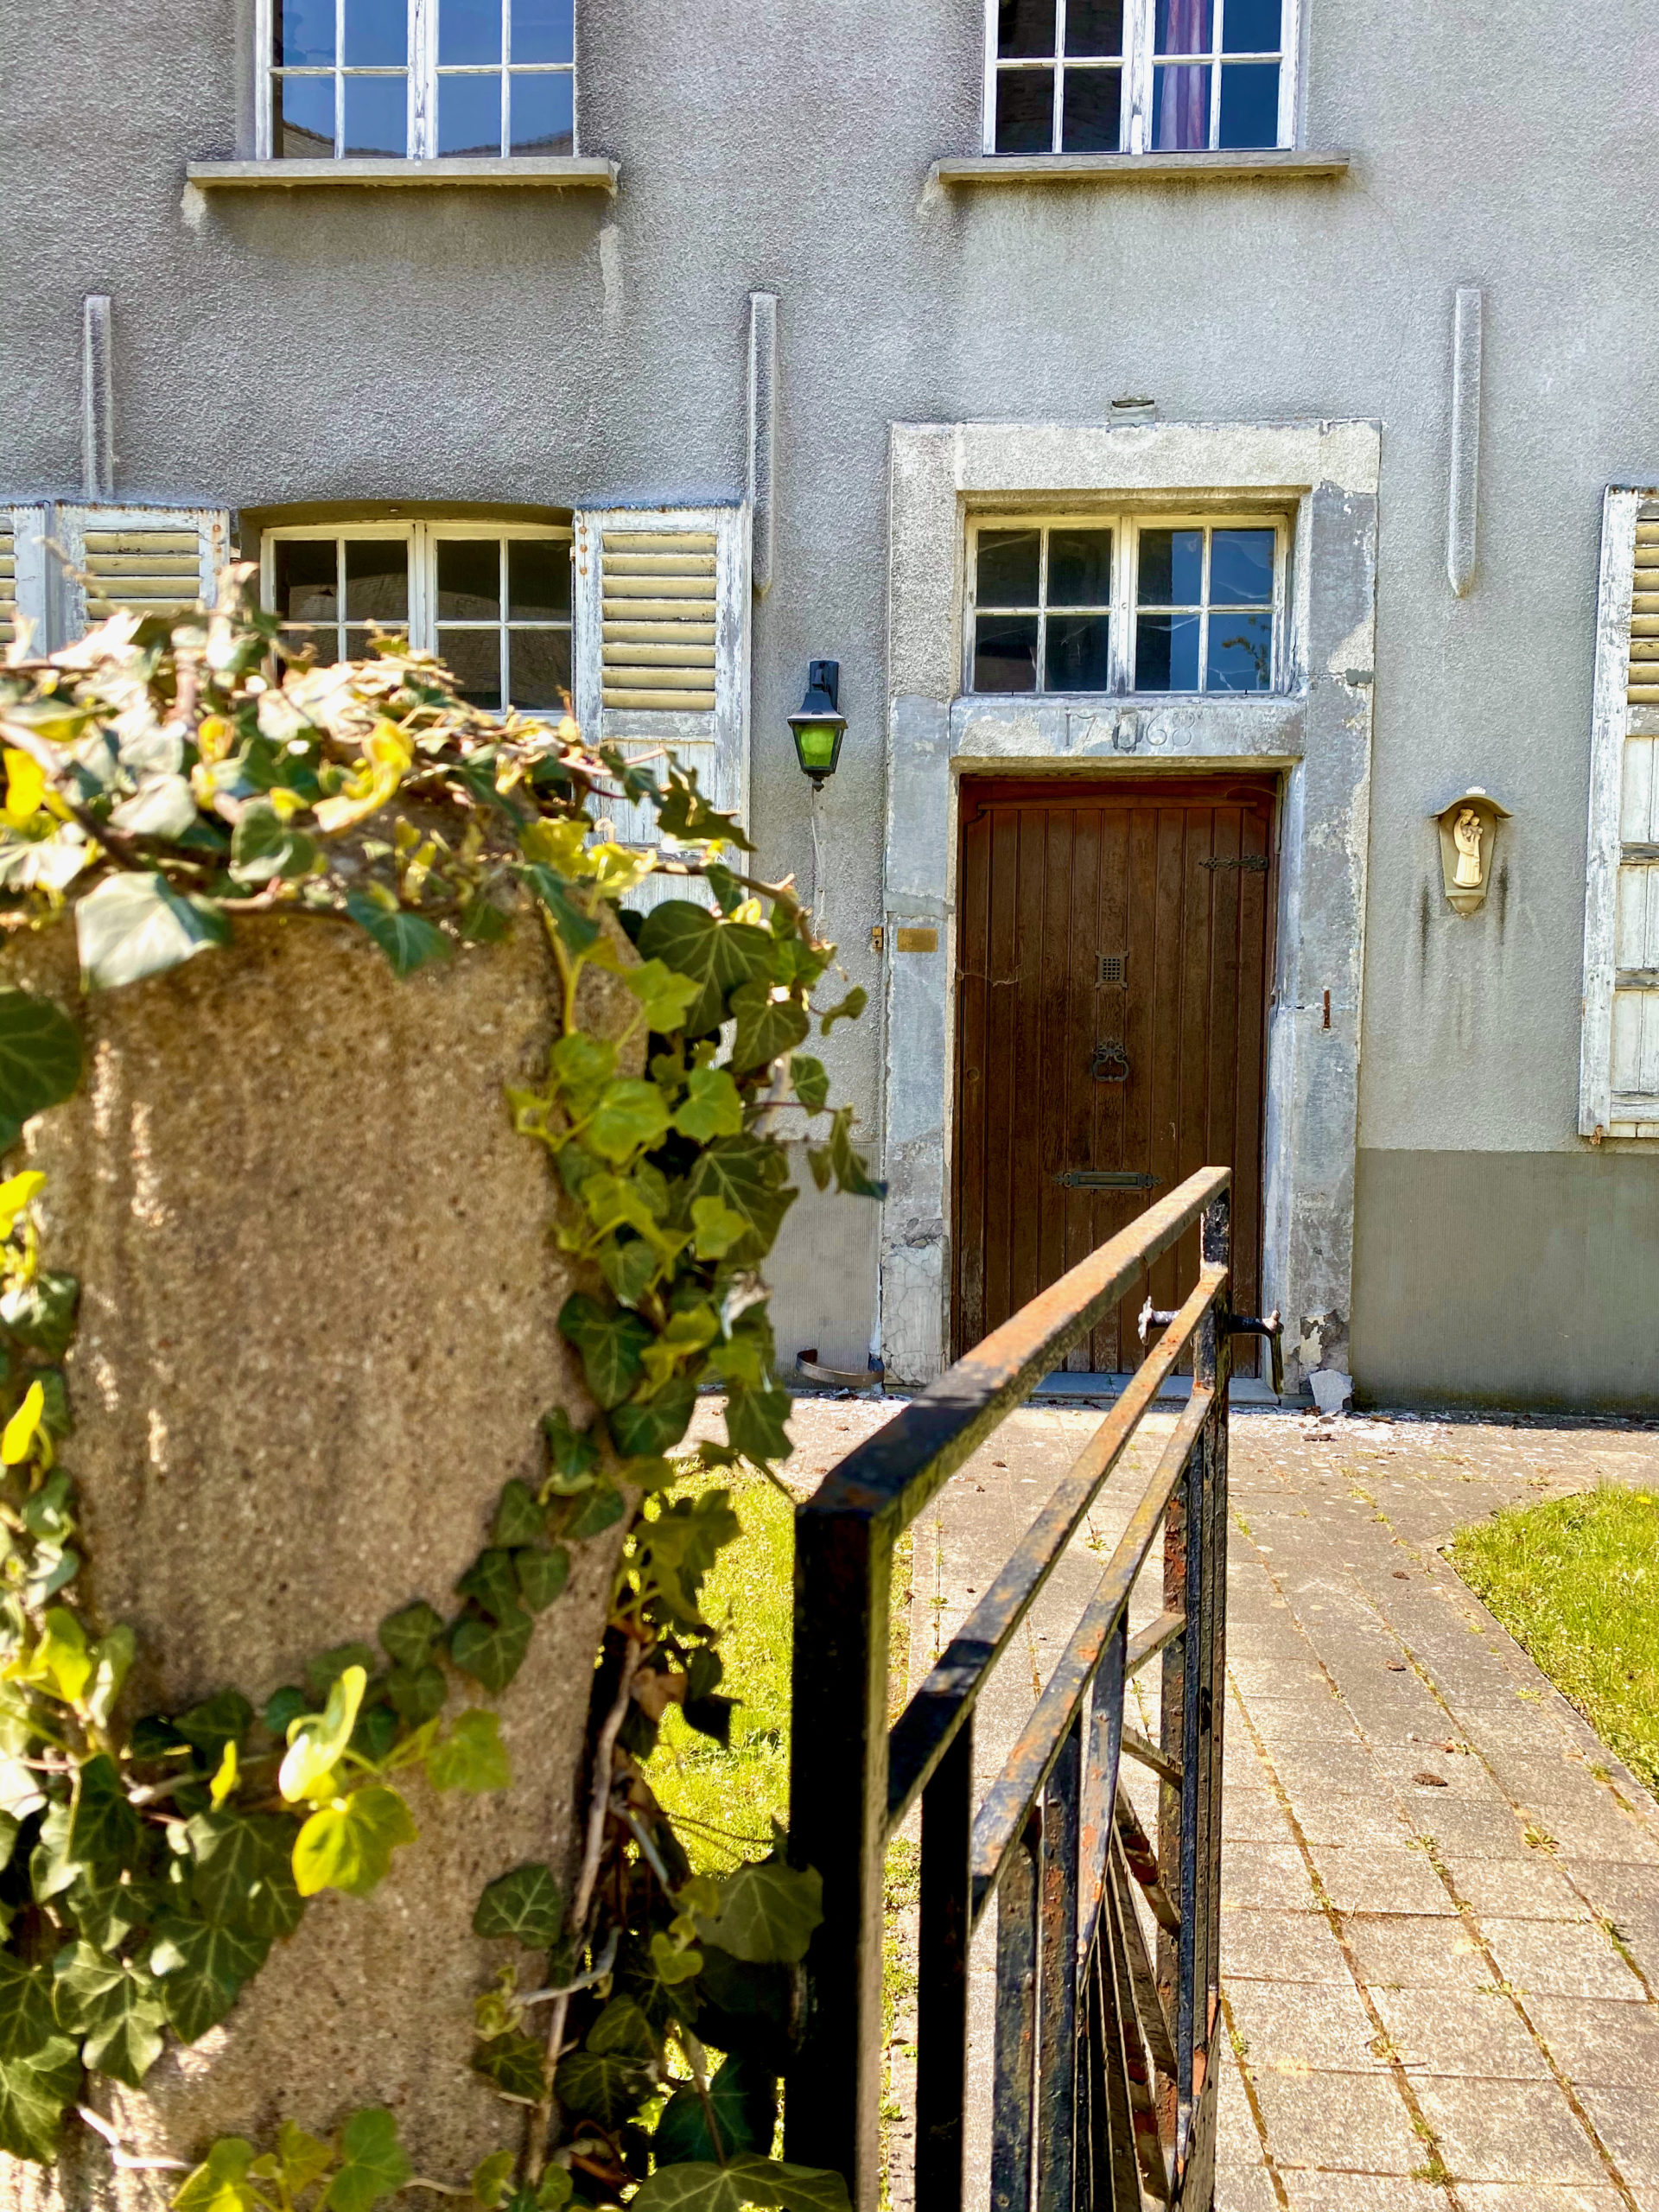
[1096,953,1127,986]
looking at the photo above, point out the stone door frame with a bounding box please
[878,417,1382,1390]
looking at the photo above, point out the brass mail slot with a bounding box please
[895,926,938,953]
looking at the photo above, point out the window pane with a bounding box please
[436,539,500,621]
[1209,528,1274,606]
[342,74,407,156]
[280,626,334,663]
[973,614,1039,693]
[277,0,334,66]
[995,69,1054,154]
[1046,615,1111,691]
[343,0,406,67]
[1061,67,1121,152]
[1218,61,1279,146]
[345,540,409,624]
[1137,530,1203,607]
[510,71,574,155]
[976,530,1041,607]
[512,0,574,65]
[440,0,502,65]
[344,626,387,660]
[509,539,572,621]
[1207,610,1273,690]
[1065,0,1123,57]
[1222,0,1281,51]
[276,74,335,156]
[274,540,338,623]
[1152,62,1211,148]
[508,628,573,710]
[1048,529,1112,607]
[1136,613,1201,690]
[440,627,504,709]
[439,72,503,154]
[997,0,1057,60]
[1154,0,1213,52]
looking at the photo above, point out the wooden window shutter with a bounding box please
[1580,486,1659,1136]
[56,504,231,639]
[573,505,751,903]
[0,507,51,653]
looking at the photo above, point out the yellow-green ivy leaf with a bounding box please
[1,1382,43,1467]
[427,1709,512,1795]
[672,1065,744,1142]
[325,2108,411,2212]
[293,1787,417,1898]
[690,1195,749,1261]
[0,1172,45,1242]
[279,1664,366,1805]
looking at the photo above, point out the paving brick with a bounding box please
[1342,1911,1490,1989]
[1249,2068,1423,2174]
[1214,2157,1281,2211]
[1223,1842,1320,1911]
[1369,1986,1551,2080]
[1573,2083,1659,2184]
[1452,2188,1629,2212]
[1410,2078,1608,2184]
[1522,1994,1659,2088]
[1443,1853,1593,1920]
[1278,1791,1415,1850]
[1313,1843,1458,1916]
[1222,1908,1352,1982]
[1478,1916,1648,2000]
[1280,2182,1457,2212]
[1224,1975,1387,2074]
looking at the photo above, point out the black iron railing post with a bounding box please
[1035,1713,1082,2212]
[917,1712,975,2212]
[991,1812,1040,2212]
[785,1502,894,2208]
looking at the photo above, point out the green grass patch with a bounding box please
[1449,1483,1659,1796]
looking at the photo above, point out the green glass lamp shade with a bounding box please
[788,659,847,784]
[792,719,843,774]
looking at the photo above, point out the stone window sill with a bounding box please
[931,149,1349,188]
[187,156,618,193]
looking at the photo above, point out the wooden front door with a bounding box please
[951,774,1277,1372]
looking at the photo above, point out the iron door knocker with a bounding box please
[1090,1040,1130,1084]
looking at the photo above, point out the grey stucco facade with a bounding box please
[4,0,1656,1406]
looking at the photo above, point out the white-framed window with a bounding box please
[983,0,1298,156]
[257,0,576,161]
[262,520,573,710]
[965,512,1287,696]
[1580,487,1659,1139]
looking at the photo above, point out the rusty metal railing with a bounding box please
[785,1169,1244,2212]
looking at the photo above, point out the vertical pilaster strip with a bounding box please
[82,296,115,502]
[747,290,779,598]
[1447,286,1482,597]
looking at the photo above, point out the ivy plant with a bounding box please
[0,574,879,2212]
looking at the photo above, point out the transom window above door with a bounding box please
[986,0,1293,156]
[264,522,573,710]
[264,0,576,160]
[967,516,1283,695]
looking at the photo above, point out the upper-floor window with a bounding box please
[986,0,1293,156]
[966,514,1285,695]
[264,521,573,709]
[263,0,576,160]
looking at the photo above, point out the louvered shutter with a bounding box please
[573,505,750,904]
[1580,487,1659,1137]
[0,506,51,653]
[56,504,231,639]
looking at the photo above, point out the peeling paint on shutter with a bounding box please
[56,505,231,639]
[0,507,51,652]
[1580,486,1659,1137]
[600,530,718,710]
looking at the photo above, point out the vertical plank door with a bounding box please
[952,775,1277,1373]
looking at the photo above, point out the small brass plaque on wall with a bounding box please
[895,926,938,953]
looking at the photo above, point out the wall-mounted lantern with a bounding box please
[788,660,846,789]
[1431,786,1510,915]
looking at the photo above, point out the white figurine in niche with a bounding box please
[1452,806,1485,887]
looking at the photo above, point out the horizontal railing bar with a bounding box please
[1125,1611,1185,1677]
[885,1268,1225,1830]
[799,1170,1230,1548]
[968,1389,1213,1930]
[1122,1727,1182,1788]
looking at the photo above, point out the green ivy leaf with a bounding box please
[587,1079,670,1166]
[690,1194,749,1261]
[306,1643,378,1697]
[174,1688,255,1764]
[449,1604,535,1694]
[0,1955,54,2062]
[817,987,868,1036]
[609,1378,697,1459]
[598,1235,658,1307]
[558,1294,651,1409]
[654,2052,778,2164]
[173,2136,263,2212]
[546,1032,616,1118]
[542,1406,601,1485]
[454,1548,522,1624]
[623,958,702,1034]
[272,2121,336,2199]
[459,890,512,944]
[728,980,810,1077]
[378,1599,446,1672]
[515,1545,569,1613]
[64,1862,149,1953]
[696,1861,823,1967]
[789,1054,830,1114]
[292,1784,417,1898]
[521,867,600,955]
[471,2151,515,2212]
[0,1273,79,1361]
[51,1943,164,2086]
[563,1480,626,1543]
[326,2107,412,2212]
[279,1665,366,1804]
[385,1662,447,1725]
[672,1065,745,1141]
[553,2045,652,2131]
[632,2158,849,2212]
[428,1709,512,1795]
[634,903,773,1036]
[685,1137,796,1267]
[69,1753,142,1873]
[471,2033,547,2104]
[493,1479,545,1549]
[0,989,82,1150]
[344,896,453,979]
[472,1862,564,1947]
[724,1381,793,1467]
[29,1802,82,1904]
[187,1811,305,1938]
[149,1915,271,2043]
[0,2034,80,2164]
[75,872,231,991]
[230,801,321,886]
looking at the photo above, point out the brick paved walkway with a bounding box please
[780,1395,1659,2212]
